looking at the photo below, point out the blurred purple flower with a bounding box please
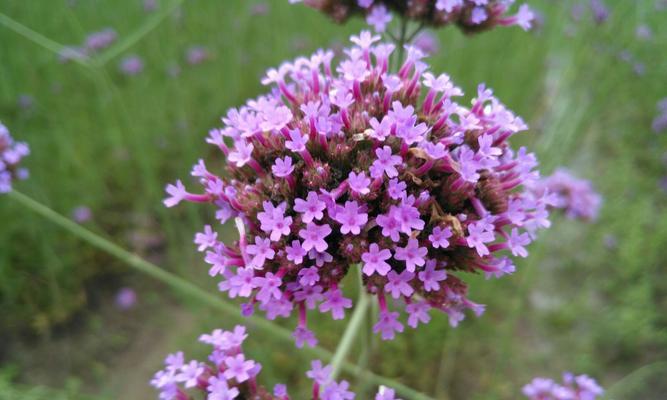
[115,287,137,310]
[72,206,92,223]
[119,55,144,76]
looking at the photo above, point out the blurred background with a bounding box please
[0,0,666,399]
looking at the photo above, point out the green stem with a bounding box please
[330,289,370,381]
[8,190,434,400]
[395,16,408,69]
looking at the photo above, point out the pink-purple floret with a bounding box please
[150,325,403,400]
[164,32,554,347]
[0,122,29,194]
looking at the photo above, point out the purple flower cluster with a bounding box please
[290,0,533,34]
[151,325,402,400]
[165,32,551,345]
[652,98,667,133]
[0,122,29,194]
[528,169,601,221]
[59,28,117,63]
[523,373,604,400]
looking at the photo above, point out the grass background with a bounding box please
[0,0,666,399]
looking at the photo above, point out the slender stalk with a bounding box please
[330,288,370,380]
[7,190,434,400]
[0,12,90,67]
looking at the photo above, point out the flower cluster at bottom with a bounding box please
[150,325,403,400]
[0,122,30,194]
[523,373,604,400]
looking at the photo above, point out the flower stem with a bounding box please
[395,16,409,69]
[8,190,434,400]
[330,286,370,381]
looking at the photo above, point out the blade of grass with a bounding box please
[7,190,433,400]
[94,0,185,66]
[0,12,90,67]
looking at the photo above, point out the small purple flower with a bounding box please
[299,222,332,252]
[306,360,332,386]
[394,238,427,272]
[406,301,431,328]
[298,266,320,286]
[319,288,352,320]
[348,171,371,195]
[418,261,447,291]
[223,354,255,383]
[294,191,326,223]
[177,360,204,388]
[286,240,307,264]
[246,236,275,269]
[272,156,295,177]
[366,4,392,33]
[292,326,318,348]
[373,310,404,340]
[253,272,283,304]
[387,179,407,200]
[428,226,452,248]
[208,375,240,400]
[466,221,495,257]
[194,225,218,252]
[285,129,308,152]
[361,243,392,276]
[385,270,414,299]
[333,200,368,235]
[322,380,356,400]
[370,146,402,178]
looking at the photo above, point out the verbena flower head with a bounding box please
[165,32,550,345]
[523,373,604,400]
[529,169,601,221]
[0,122,30,194]
[151,325,401,399]
[290,0,534,33]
